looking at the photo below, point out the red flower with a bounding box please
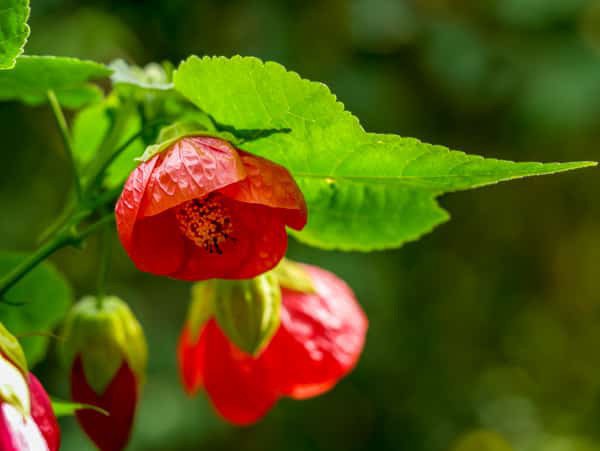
[71,357,138,451]
[61,296,147,451]
[177,264,368,425]
[116,136,307,281]
[0,360,60,451]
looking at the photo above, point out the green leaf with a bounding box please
[0,0,30,69]
[0,252,72,366]
[174,56,596,251]
[72,96,144,188]
[51,398,108,417]
[0,55,111,108]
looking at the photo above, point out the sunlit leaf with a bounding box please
[0,55,111,108]
[174,56,596,251]
[51,398,108,417]
[0,0,30,69]
[72,96,144,188]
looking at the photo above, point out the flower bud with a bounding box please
[0,324,60,451]
[214,273,281,356]
[176,260,368,425]
[178,281,216,395]
[62,296,147,451]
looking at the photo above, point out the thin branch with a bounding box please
[95,216,113,309]
[0,232,73,297]
[47,90,82,200]
[84,118,168,192]
[0,214,115,298]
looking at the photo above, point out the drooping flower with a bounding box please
[0,324,60,451]
[115,136,307,281]
[177,261,368,425]
[61,296,147,451]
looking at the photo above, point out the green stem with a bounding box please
[96,217,113,309]
[0,214,115,297]
[47,90,82,200]
[85,118,169,192]
[83,101,134,190]
[78,215,116,242]
[0,232,73,297]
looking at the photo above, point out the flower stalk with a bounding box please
[47,90,82,201]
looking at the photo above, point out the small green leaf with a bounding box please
[0,0,30,70]
[51,398,108,417]
[72,96,144,188]
[0,252,72,366]
[174,56,596,251]
[0,55,111,108]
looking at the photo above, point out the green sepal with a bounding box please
[51,398,108,417]
[136,126,237,163]
[272,259,316,294]
[187,281,217,341]
[61,296,147,394]
[0,327,29,415]
[214,273,281,356]
[0,323,27,375]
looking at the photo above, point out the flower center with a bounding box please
[175,194,235,255]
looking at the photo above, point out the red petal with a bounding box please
[202,320,278,425]
[177,323,207,396]
[115,155,159,254]
[264,264,368,399]
[139,137,246,218]
[71,357,138,451]
[173,199,288,280]
[0,402,48,451]
[28,375,60,451]
[128,210,186,276]
[220,151,307,230]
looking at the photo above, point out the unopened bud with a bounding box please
[214,273,281,356]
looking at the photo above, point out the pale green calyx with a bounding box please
[187,280,217,340]
[272,258,316,294]
[214,273,281,356]
[0,323,28,375]
[137,125,237,163]
[61,296,147,394]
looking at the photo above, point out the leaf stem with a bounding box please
[82,100,135,189]
[77,215,116,242]
[0,214,115,298]
[47,90,82,200]
[0,232,73,298]
[84,118,168,192]
[95,216,113,309]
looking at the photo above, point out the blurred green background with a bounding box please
[1,0,599,450]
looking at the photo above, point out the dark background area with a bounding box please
[1,0,599,450]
